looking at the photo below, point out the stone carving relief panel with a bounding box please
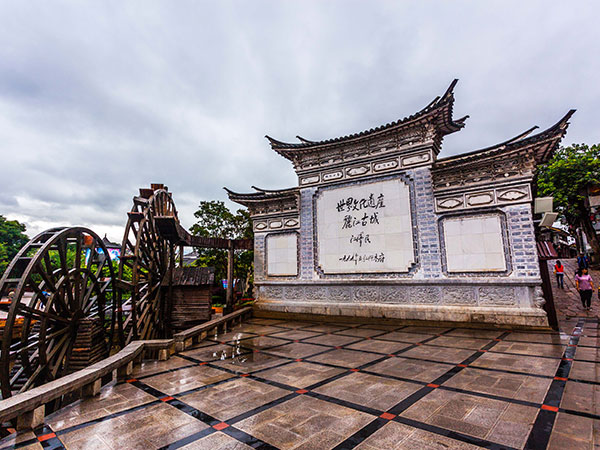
[478,286,516,305]
[441,287,477,305]
[347,165,370,177]
[300,175,321,186]
[258,284,523,309]
[328,286,353,303]
[286,285,305,301]
[467,192,494,206]
[354,286,381,303]
[259,285,284,301]
[373,160,399,172]
[409,286,441,304]
[497,188,529,203]
[434,185,531,213]
[432,151,535,193]
[304,286,330,302]
[401,152,430,167]
[379,286,408,303]
[297,149,434,188]
[254,215,300,232]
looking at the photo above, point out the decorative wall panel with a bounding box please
[315,178,415,273]
[443,215,506,273]
[266,233,298,276]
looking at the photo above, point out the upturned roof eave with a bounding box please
[224,186,299,206]
[433,110,575,170]
[266,79,466,158]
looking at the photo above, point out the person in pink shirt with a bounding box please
[575,268,595,311]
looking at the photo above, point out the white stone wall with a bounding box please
[443,215,506,273]
[266,233,298,276]
[252,167,546,327]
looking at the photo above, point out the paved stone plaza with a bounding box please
[1,276,599,450]
[551,259,600,324]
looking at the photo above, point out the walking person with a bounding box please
[554,260,565,289]
[577,253,590,270]
[575,268,595,311]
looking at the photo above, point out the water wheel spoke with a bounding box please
[11,327,69,353]
[81,273,100,313]
[42,253,59,289]
[136,299,154,326]
[125,237,136,255]
[35,261,57,294]
[56,238,76,310]
[12,346,39,383]
[140,224,162,269]
[138,240,158,274]
[139,305,157,340]
[18,364,46,394]
[19,331,70,393]
[136,286,161,335]
[139,244,159,276]
[17,304,71,325]
[137,281,160,303]
[9,326,68,356]
[135,258,152,273]
[31,276,70,318]
[93,254,108,280]
[47,332,73,378]
[74,234,83,300]
[83,294,100,315]
[9,364,26,387]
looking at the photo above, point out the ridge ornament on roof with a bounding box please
[265,79,468,158]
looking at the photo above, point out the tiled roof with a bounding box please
[265,79,468,156]
[172,267,215,286]
[434,110,575,168]
[224,186,299,204]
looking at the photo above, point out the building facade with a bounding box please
[228,81,574,327]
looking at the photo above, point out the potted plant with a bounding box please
[236,298,255,310]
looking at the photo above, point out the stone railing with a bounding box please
[173,306,253,351]
[0,307,253,430]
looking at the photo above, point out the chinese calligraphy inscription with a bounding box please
[316,178,415,273]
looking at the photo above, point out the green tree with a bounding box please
[189,201,253,296]
[0,216,29,275]
[537,143,600,261]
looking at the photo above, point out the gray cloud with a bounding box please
[0,0,598,241]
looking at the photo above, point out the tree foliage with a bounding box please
[537,143,600,259]
[0,216,29,275]
[189,201,253,296]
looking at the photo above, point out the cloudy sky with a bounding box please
[1,1,598,242]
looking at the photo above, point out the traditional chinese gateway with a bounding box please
[227,80,575,327]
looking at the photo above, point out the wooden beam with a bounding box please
[155,216,252,250]
[226,240,234,313]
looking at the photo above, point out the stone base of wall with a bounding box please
[255,281,549,328]
[254,301,548,328]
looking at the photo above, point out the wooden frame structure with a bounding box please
[0,184,253,399]
[154,216,252,313]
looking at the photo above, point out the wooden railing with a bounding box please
[0,307,253,430]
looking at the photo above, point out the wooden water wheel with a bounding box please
[0,227,117,399]
[118,184,178,343]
